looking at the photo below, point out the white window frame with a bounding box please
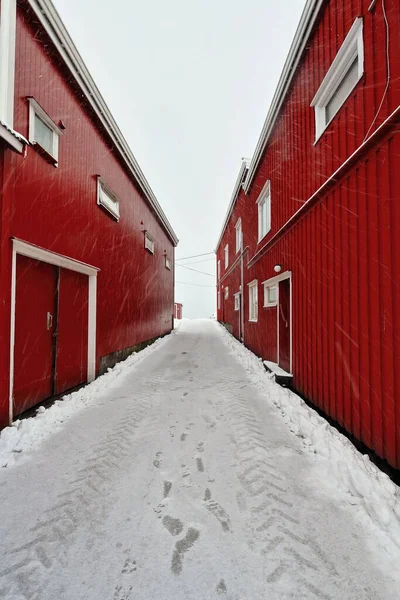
[257,180,271,242]
[248,280,258,322]
[224,244,229,269]
[217,260,221,282]
[235,218,242,253]
[144,231,155,254]
[28,98,62,165]
[225,286,229,300]
[97,177,120,221]
[234,292,240,311]
[217,289,221,310]
[165,256,171,270]
[311,18,364,142]
[264,284,278,307]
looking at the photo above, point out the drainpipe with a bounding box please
[240,245,244,343]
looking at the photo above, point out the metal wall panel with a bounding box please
[0,5,175,427]
[217,0,400,468]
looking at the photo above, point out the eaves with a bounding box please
[27,0,178,246]
[243,0,326,194]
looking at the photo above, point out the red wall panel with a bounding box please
[55,268,88,395]
[0,6,175,427]
[217,0,400,468]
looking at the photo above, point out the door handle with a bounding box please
[46,312,53,330]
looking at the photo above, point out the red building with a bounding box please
[0,0,178,428]
[174,303,183,320]
[216,0,400,469]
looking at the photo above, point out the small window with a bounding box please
[264,285,277,307]
[217,260,221,281]
[248,280,258,322]
[311,18,364,141]
[235,218,242,253]
[97,178,120,221]
[217,290,221,310]
[257,180,271,242]
[28,98,62,165]
[165,256,171,270]
[224,245,229,269]
[234,293,240,311]
[225,287,229,300]
[145,232,155,254]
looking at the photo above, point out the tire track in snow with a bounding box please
[224,391,341,599]
[0,369,166,600]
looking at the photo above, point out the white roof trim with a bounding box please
[0,120,26,152]
[27,0,178,246]
[215,160,249,250]
[243,0,325,193]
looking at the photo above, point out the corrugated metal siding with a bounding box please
[243,131,400,469]
[0,6,175,427]
[217,0,400,468]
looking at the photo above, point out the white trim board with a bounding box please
[9,239,99,424]
[263,271,293,374]
[0,0,17,126]
[0,121,23,152]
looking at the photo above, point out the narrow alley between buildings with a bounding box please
[1,319,399,600]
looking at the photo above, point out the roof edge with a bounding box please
[243,0,325,193]
[215,160,249,251]
[27,0,178,246]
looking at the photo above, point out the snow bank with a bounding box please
[218,324,400,551]
[0,331,174,469]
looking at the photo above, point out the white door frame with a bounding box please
[262,270,292,373]
[9,238,99,424]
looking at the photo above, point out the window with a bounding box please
[235,218,242,253]
[165,256,171,270]
[257,180,271,242]
[224,245,229,269]
[311,18,364,141]
[28,98,61,165]
[145,232,155,254]
[248,280,258,322]
[217,260,221,281]
[234,293,240,311]
[225,287,229,300]
[97,178,120,220]
[217,290,221,310]
[264,285,277,307]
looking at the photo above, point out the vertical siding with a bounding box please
[0,6,175,428]
[242,131,400,469]
[217,0,400,468]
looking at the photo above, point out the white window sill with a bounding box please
[264,303,277,308]
[248,319,258,323]
[31,141,58,167]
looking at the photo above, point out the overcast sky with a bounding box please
[53,0,306,318]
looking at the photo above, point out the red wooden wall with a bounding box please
[217,0,400,468]
[0,4,175,427]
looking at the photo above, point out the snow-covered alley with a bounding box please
[1,319,400,600]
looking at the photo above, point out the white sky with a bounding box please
[53,0,306,318]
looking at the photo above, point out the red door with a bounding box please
[14,256,57,415]
[55,268,88,395]
[278,279,291,373]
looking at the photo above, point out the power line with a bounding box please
[175,252,215,262]
[176,281,215,288]
[176,264,215,277]
[179,258,215,266]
